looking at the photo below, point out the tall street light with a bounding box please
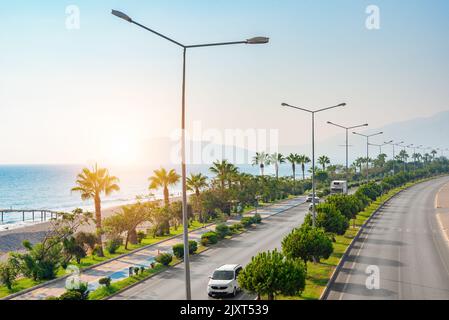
[327,121,368,179]
[353,131,383,182]
[407,144,414,171]
[282,102,347,226]
[112,9,269,300]
[383,140,395,174]
[396,142,406,171]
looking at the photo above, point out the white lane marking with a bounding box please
[436,214,449,244]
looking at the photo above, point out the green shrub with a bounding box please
[238,250,306,300]
[241,217,254,228]
[201,232,218,246]
[356,182,382,201]
[137,231,146,244]
[172,241,198,259]
[92,244,103,257]
[172,244,184,259]
[230,223,244,234]
[105,238,122,254]
[215,224,231,239]
[59,282,89,300]
[189,241,198,254]
[253,213,262,224]
[155,253,173,266]
[0,260,18,290]
[282,224,333,264]
[59,291,83,300]
[304,203,349,235]
[99,277,111,287]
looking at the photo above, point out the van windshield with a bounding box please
[212,270,234,280]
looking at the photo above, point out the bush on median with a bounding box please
[155,253,173,266]
[215,224,231,239]
[201,232,218,246]
[172,241,198,259]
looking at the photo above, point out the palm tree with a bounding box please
[424,153,431,163]
[286,153,299,180]
[187,173,208,197]
[399,150,409,163]
[72,164,120,256]
[318,155,331,171]
[149,168,180,206]
[373,153,387,168]
[297,155,311,180]
[412,153,422,163]
[252,152,270,176]
[431,150,438,160]
[209,160,236,190]
[269,153,286,179]
[354,157,365,173]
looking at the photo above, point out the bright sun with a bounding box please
[101,136,140,166]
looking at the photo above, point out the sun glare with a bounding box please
[100,136,140,166]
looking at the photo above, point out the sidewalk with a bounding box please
[10,197,305,300]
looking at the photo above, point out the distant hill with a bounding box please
[143,110,449,168]
[279,110,449,165]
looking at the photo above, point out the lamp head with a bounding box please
[247,37,270,44]
[112,10,132,22]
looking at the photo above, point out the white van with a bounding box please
[207,264,243,298]
[330,180,348,195]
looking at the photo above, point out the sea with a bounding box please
[0,164,308,230]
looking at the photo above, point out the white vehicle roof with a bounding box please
[216,264,241,271]
[332,180,347,184]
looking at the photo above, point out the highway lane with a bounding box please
[110,201,310,300]
[326,176,449,300]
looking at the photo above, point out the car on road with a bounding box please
[309,201,321,211]
[306,193,320,203]
[207,264,243,298]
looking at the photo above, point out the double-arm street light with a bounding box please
[396,142,407,171]
[112,9,269,300]
[327,122,368,179]
[368,141,390,155]
[353,131,383,182]
[282,102,347,226]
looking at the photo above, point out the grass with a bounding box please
[274,180,420,300]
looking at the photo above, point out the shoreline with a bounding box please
[0,194,185,261]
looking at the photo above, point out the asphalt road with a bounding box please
[326,176,449,300]
[110,201,310,300]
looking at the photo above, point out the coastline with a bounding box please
[0,195,185,261]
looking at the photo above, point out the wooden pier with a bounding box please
[0,209,61,224]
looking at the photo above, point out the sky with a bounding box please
[1,0,448,165]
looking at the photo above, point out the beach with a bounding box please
[0,196,183,261]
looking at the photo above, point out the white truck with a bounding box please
[330,180,348,195]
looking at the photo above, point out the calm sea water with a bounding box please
[0,164,307,229]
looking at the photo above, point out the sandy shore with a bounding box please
[0,196,184,261]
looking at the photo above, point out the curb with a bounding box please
[319,178,438,300]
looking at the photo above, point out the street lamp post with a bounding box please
[112,10,269,300]
[327,122,368,180]
[396,142,407,171]
[353,131,383,182]
[282,102,347,226]
[407,144,415,171]
[383,140,395,174]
